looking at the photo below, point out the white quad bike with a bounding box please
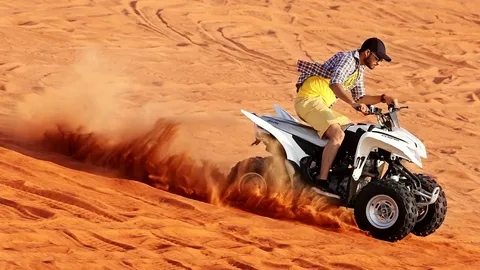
[223,103,447,242]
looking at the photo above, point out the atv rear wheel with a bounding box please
[354,179,418,242]
[411,174,447,236]
[222,156,290,202]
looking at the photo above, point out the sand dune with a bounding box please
[0,0,479,269]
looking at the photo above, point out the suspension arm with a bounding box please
[390,162,421,189]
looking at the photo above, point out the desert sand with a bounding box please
[0,0,479,269]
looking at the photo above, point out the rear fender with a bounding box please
[241,110,307,166]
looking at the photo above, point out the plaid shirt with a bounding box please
[295,50,366,102]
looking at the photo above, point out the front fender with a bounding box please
[352,131,422,180]
[395,127,427,158]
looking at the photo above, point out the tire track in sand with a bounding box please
[62,229,135,251]
[0,196,55,220]
[128,1,290,70]
[156,9,207,47]
[0,180,127,222]
[128,1,168,38]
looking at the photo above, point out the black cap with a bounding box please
[361,37,391,62]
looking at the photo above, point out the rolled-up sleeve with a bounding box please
[329,55,356,85]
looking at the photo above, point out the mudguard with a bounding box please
[241,109,307,166]
[395,127,427,158]
[352,130,423,180]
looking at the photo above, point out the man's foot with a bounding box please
[311,181,340,199]
[316,179,336,194]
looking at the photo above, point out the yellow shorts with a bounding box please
[296,76,338,107]
[294,97,352,138]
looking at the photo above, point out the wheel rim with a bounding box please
[237,172,267,196]
[366,195,400,229]
[417,205,428,222]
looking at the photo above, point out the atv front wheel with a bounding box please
[354,179,418,242]
[411,174,447,236]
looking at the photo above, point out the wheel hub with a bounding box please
[238,172,267,196]
[366,195,399,229]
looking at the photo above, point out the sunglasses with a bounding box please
[370,52,383,62]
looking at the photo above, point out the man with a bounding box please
[294,37,398,193]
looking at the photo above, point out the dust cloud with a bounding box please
[3,48,358,232]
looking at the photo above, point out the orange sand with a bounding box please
[0,0,479,269]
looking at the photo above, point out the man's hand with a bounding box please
[383,95,398,107]
[351,102,368,115]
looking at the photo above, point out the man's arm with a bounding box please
[330,83,368,114]
[329,83,356,105]
[328,55,358,106]
[358,94,398,106]
[357,94,384,105]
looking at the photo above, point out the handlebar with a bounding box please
[356,103,408,116]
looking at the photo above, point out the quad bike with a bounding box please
[223,103,447,242]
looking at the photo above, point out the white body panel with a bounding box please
[273,104,300,123]
[241,110,308,166]
[395,127,427,158]
[260,115,328,147]
[351,127,423,180]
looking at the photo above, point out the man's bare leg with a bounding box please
[319,124,345,180]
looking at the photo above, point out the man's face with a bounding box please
[365,50,383,69]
